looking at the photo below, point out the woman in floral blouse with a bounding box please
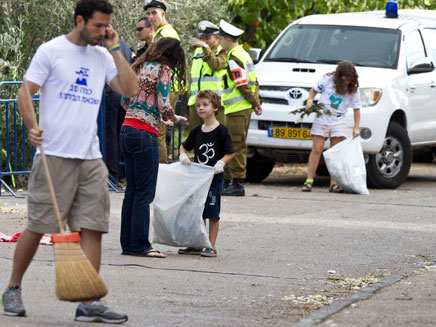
[120,37,186,258]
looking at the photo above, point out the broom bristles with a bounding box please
[53,241,108,302]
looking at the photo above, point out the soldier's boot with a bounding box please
[223,179,231,192]
[222,178,245,197]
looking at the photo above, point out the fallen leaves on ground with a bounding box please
[281,294,334,306]
[328,275,384,290]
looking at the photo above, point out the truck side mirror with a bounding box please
[248,48,262,64]
[408,58,434,74]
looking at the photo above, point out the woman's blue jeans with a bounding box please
[120,126,159,253]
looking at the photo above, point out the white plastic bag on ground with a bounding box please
[323,137,370,195]
[152,162,213,248]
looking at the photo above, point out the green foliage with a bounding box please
[0,0,232,85]
[0,0,76,83]
[0,0,232,189]
[228,0,436,49]
[168,0,232,62]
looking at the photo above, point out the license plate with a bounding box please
[268,127,312,140]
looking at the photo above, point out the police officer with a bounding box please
[144,0,181,164]
[219,20,262,196]
[188,21,227,130]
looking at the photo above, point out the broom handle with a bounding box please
[22,79,65,235]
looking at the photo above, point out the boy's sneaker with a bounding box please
[178,247,202,255]
[201,248,217,257]
[2,286,26,316]
[74,300,128,324]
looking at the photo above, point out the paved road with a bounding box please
[0,163,435,326]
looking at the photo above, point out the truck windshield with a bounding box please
[265,24,401,69]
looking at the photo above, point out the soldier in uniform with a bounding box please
[144,0,179,42]
[219,20,262,197]
[188,21,227,130]
[144,0,181,163]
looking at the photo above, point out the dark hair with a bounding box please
[223,34,239,43]
[138,16,152,28]
[196,90,222,115]
[74,0,113,26]
[132,37,186,90]
[330,61,359,95]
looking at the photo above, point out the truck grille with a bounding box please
[260,86,311,92]
[258,120,312,130]
[261,97,289,105]
[292,68,316,73]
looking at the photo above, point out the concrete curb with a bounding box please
[292,261,428,327]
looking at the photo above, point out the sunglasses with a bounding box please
[136,27,144,32]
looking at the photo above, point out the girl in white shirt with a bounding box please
[302,61,361,193]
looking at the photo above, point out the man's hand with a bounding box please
[102,24,120,50]
[253,106,262,115]
[179,153,191,165]
[29,127,43,147]
[189,37,206,48]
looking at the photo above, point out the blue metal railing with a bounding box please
[0,81,36,197]
[0,81,186,197]
[0,81,112,197]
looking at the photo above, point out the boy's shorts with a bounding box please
[27,155,110,234]
[310,122,347,138]
[203,179,223,220]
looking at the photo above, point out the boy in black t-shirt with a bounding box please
[178,90,234,257]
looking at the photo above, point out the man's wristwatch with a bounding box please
[203,43,209,48]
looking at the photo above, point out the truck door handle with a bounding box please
[431,83,436,88]
[409,85,416,92]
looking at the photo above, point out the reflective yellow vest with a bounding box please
[151,24,182,92]
[222,45,257,115]
[188,46,225,106]
[152,24,180,43]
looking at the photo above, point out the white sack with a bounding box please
[323,137,369,195]
[152,162,214,248]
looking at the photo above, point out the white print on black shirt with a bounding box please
[197,142,215,164]
[207,190,217,206]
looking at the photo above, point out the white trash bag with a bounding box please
[323,137,369,195]
[152,162,214,248]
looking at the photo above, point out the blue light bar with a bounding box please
[386,0,398,18]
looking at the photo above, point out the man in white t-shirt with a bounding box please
[2,0,138,323]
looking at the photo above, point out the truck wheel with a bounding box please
[246,153,276,183]
[366,122,411,189]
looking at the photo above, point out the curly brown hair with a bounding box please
[196,90,222,116]
[131,37,186,90]
[329,61,359,95]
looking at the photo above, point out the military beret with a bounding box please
[144,0,167,12]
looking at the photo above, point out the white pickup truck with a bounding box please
[246,10,436,188]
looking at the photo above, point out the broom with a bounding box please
[23,78,108,302]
